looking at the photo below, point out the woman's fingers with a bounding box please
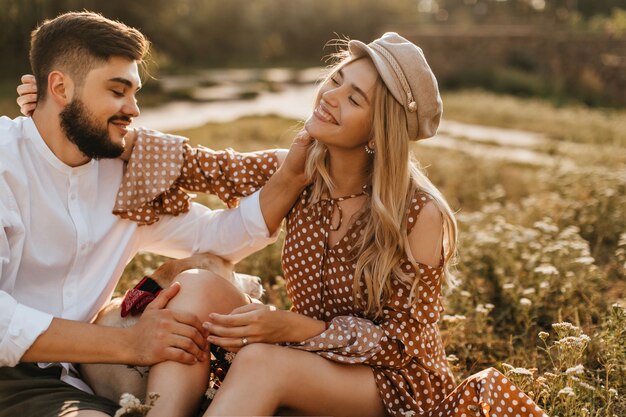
[204,321,251,338]
[17,93,38,116]
[208,335,254,350]
[20,74,36,84]
[17,83,37,96]
[229,303,269,315]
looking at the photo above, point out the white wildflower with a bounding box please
[538,331,549,340]
[502,283,515,290]
[114,392,159,417]
[522,288,536,295]
[565,365,585,375]
[558,387,575,397]
[520,298,532,307]
[460,290,471,298]
[578,381,596,391]
[534,220,559,234]
[118,393,141,408]
[552,322,580,335]
[510,367,533,377]
[534,264,559,275]
[609,388,618,397]
[485,303,495,310]
[446,354,459,363]
[442,314,467,323]
[574,256,595,265]
[476,304,490,314]
[539,281,550,289]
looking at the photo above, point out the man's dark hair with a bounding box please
[29,11,150,102]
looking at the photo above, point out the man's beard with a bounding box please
[59,99,126,159]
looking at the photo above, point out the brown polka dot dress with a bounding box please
[117,128,548,417]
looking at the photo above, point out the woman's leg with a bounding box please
[145,270,247,417]
[205,343,386,417]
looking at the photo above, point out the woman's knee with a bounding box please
[168,269,247,314]
[230,343,285,375]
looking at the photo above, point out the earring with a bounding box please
[365,144,375,155]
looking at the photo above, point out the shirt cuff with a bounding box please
[238,190,280,240]
[0,303,53,366]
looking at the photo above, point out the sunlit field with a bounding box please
[119,93,625,416]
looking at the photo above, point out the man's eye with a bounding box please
[112,90,124,97]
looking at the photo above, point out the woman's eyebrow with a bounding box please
[337,69,370,104]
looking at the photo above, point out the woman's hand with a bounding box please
[279,130,314,187]
[17,74,38,116]
[204,304,325,352]
[119,127,138,162]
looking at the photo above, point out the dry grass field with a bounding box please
[116,92,625,416]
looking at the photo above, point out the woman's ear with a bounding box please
[48,71,75,106]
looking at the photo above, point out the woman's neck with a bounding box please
[327,148,371,198]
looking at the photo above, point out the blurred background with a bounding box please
[1,2,625,415]
[1,0,626,110]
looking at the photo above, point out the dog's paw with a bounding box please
[233,273,264,299]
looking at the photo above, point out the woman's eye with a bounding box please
[349,97,360,106]
[330,77,340,86]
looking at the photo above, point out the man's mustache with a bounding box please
[108,115,132,124]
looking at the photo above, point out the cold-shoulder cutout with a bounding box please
[406,200,443,268]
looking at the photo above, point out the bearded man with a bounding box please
[0,12,308,417]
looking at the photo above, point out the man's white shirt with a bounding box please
[0,116,276,390]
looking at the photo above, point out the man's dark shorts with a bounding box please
[0,363,118,417]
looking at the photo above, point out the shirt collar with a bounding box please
[23,117,96,176]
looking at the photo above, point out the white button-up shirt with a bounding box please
[0,116,275,388]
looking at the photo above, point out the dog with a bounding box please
[80,253,263,403]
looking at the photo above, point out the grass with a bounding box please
[116,90,625,415]
[442,89,626,147]
[1,79,622,414]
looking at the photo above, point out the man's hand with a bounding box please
[125,282,209,365]
[16,74,37,116]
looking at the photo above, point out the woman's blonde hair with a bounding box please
[305,49,458,318]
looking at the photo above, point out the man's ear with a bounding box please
[47,71,75,106]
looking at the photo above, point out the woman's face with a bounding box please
[305,58,378,151]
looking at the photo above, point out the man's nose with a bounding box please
[123,97,140,118]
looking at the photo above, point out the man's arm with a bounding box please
[20,283,208,366]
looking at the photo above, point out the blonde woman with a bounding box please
[18,33,546,417]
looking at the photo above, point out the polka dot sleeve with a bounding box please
[288,268,444,370]
[113,128,279,225]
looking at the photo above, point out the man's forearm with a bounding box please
[20,317,133,364]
